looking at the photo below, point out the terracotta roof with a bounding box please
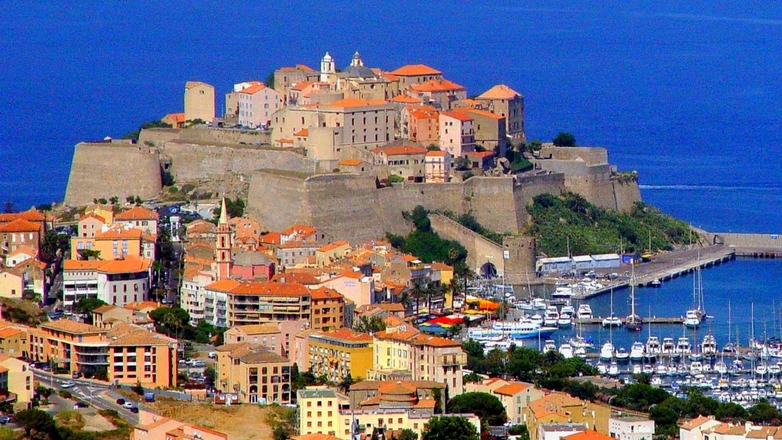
[240,349,289,364]
[0,209,45,223]
[430,262,453,271]
[41,320,105,335]
[494,383,529,396]
[326,98,385,108]
[206,280,310,297]
[260,232,282,245]
[317,240,350,252]
[390,95,423,103]
[93,305,119,314]
[426,150,447,157]
[338,159,364,166]
[468,108,504,120]
[271,272,319,285]
[232,324,280,335]
[163,113,186,123]
[7,246,37,258]
[96,226,143,240]
[372,145,427,156]
[279,64,316,73]
[282,224,316,236]
[79,213,106,223]
[406,106,439,120]
[562,432,613,440]
[465,151,495,158]
[0,219,40,233]
[681,416,716,430]
[290,81,314,91]
[440,109,473,122]
[292,433,342,440]
[63,260,105,271]
[109,327,175,346]
[294,128,309,137]
[238,83,269,95]
[97,256,151,274]
[115,206,158,221]
[308,286,344,301]
[410,79,465,93]
[411,333,461,348]
[374,325,419,342]
[477,84,522,100]
[124,301,160,311]
[391,64,442,76]
[310,328,372,343]
[0,328,23,338]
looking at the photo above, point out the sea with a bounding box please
[1,1,781,350]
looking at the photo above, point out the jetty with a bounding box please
[575,316,685,325]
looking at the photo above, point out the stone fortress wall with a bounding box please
[64,128,642,251]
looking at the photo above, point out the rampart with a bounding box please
[64,142,162,206]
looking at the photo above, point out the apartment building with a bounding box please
[226,81,283,128]
[439,110,476,158]
[214,342,292,404]
[184,81,215,123]
[424,150,451,183]
[308,287,345,331]
[475,84,526,143]
[107,323,178,388]
[407,79,467,111]
[202,279,311,328]
[371,145,428,181]
[465,378,545,425]
[114,207,159,236]
[62,256,151,311]
[401,105,439,144]
[308,329,373,381]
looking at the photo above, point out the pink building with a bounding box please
[401,105,439,144]
[439,109,476,157]
[227,81,282,128]
[231,251,276,281]
[132,410,227,440]
[407,78,467,110]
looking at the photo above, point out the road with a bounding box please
[31,369,139,425]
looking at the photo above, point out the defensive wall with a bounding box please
[706,232,782,249]
[64,142,162,206]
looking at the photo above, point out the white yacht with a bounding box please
[662,338,676,355]
[615,347,630,363]
[607,361,620,377]
[600,341,615,361]
[543,339,557,353]
[632,364,642,375]
[676,337,692,355]
[559,343,574,359]
[630,342,645,362]
[561,304,576,316]
[552,286,574,299]
[602,315,622,328]
[557,313,573,328]
[690,361,703,374]
[684,310,701,328]
[544,306,560,327]
[577,304,593,320]
[714,360,728,375]
[646,336,661,356]
[642,364,654,375]
[533,298,547,310]
[769,364,781,376]
[756,363,768,376]
[702,334,718,356]
[569,335,594,350]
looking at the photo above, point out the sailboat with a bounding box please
[625,265,642,331]
[684,256,706,328]
[602,288,622,327]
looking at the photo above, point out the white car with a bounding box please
[123,401,135,409]
[61,380,76,388]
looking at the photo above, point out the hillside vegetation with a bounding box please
[523,193,692,256]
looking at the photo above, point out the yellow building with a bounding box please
[214,342,292,404]
[27,321,177,388]
[184,81,215,123]
[464,379,545,425]
[315,241,351,267]
[523,391,611,438]
[308,329,373,381]
[0,270,23,299]
[0,325,28,358]
[0,354,33,403]
[297,386,481,440]
[308,287,345,332]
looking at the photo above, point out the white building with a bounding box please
[539,423,587,440]
[62,257,151,311]
[228,81,283,129]
[609,415,654,440]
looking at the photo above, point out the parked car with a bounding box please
[116,398,126,405]
[72,371,82,379]
[208,352,216,359]
[0,415,12,425]
[74,401,89,408]
[123,401,135,409]
[61,380,76,388]
[130,407,139,414]
[144,392,156,403]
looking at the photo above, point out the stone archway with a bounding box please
[480,262,497,278]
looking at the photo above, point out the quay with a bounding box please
[575,316,685,325]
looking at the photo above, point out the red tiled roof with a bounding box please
[440,109,473,122]
[0,219,40,233]
[410,79,465,93]
[115,206,158,221]
[391,64,442,77]
[372,145,427,156]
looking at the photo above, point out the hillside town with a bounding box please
[0,53,777,440]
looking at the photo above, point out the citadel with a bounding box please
[64,52,641,280]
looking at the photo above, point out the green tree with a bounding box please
[394,428,418,440]
[748,399,781,425]
[650,404,679,437]
[529,139,543,151]
[715,402,748,422]
[426,144,440,151]
[14,409,56,440]
[78,249,101,260]
[552,132,576,147]
[150,306,191,339]
[353,315,387,333]
[447,392,507,429]
[421,416,479,440]
[264,72,276,90]
[508,425,530,440]
[204,365,216,384]
[75,298,107,322]
[454,156,471,171]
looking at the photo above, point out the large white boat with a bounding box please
[557,313,573,328]
[607,361,620,377]
[676,337,692,355]
[544,306,559,327]
[552,286,574,299]
[684,310,701,328]
[702,334,718,356]
[646,336,661,356]
[559,343,574,359]
[561,304,576,316]
[600,341,615,361]
[630,342,645,362]
[570,335,595,350]
[577,304,593,319]
[543,339,557,353]
[615,347,630,363]
[662,337,676,355]
[602,315,623,328]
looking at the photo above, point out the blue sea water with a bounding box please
[1,1,781,347]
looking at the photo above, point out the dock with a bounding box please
[575,317,684,325]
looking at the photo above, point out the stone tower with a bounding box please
[502,236,537,286]
[215,198,233,280]
[350,51,364,67]
[320,52,336,83]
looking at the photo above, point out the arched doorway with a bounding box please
[249,385,258,403]
[480,262,497,278]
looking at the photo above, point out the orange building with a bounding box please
[308,287,345,331]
